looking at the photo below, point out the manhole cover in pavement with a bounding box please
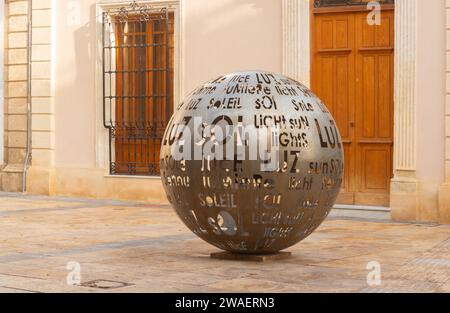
[80,280,134,290]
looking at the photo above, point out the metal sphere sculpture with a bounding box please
[160,71,344,254]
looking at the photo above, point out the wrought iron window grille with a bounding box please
[103,1,174,176]
[313,0,394,8]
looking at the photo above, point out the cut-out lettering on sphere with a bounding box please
[160,71,344,254]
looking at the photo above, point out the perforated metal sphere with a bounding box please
[160,71,344,254]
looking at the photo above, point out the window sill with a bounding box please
[104,174,162,180]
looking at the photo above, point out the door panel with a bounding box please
[313,12,356,204]
[355,11,394,205]
[312,8,394,206]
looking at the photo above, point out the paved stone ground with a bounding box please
[0,192,448,293]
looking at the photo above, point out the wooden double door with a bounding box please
[312,7,394,206]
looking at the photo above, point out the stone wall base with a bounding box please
[438,184,450,224]
[390,177,418,222]
[391,178,448,224]
[25,167,169,204]
[1,164,24,192]
[26,166,55,195]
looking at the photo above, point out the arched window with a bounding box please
[314,0,394,8]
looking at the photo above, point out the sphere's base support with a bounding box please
[210,251,292,262]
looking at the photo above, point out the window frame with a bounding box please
[95,0,183,178]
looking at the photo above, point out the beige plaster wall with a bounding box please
[416,0,446,221]
[183,0,282,94]
[54,0,96,168]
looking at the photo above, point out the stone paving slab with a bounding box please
[0,192,448,293]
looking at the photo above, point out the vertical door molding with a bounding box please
[282,0,310,87]
[393,0,417,173]
[390,0,419,220]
